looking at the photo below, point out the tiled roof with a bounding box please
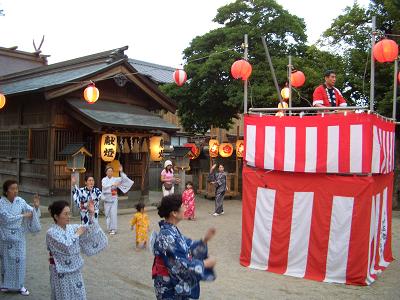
[129,59,175,84]
[67,99,179,132]
[0,61,117,95]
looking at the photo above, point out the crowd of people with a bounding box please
[0,159,225,299]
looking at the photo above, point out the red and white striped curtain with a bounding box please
[240,165,394,285]
[244,113,395,174]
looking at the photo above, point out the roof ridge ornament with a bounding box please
[107,47,128,64]
[113,74,127,87]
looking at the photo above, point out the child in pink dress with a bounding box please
[182,181,196,220]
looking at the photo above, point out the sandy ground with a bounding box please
[1,197,399,300]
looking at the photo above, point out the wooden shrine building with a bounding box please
[0,46,179,200]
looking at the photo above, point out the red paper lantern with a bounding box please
[84,83,99,104]
[231,59,252,80]
[219,143,233,158]
[184,143,200,160]
[291,70,306,88]
[0,93,6,109]
[373,39,399,63]
[236,140,244,158]
[209,139,219,158]
[173,69,187,86]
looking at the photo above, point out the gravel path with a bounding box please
[2,197,399,300]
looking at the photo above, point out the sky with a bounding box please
[0,0,371,68]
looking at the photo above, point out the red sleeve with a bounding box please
[312,86,325,106]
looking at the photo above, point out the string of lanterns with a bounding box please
[1,38,398,111]
[208,139,244,158]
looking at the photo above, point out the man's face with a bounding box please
[325,73,336,87]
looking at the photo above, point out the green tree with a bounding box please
[162,0,339,133]
[319,0,400,114]
[320,0,400,208]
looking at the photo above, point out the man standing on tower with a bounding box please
[312,70,348,108]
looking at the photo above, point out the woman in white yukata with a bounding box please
[101,165,133,235]
[0,180,41,296]
[46,200,108,300]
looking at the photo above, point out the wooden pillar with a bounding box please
[27,129,32,160]
[48,127,56,193]
[235,126,239,197]
[142,148,150,196]
[93,133,101,183]
[48,103,56,194]
[16,158,21,183]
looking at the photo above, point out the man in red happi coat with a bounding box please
[312,70,348,107]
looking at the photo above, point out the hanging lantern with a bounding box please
[173,69,187,86]
[184,143,200,160]
[236,140,244,158]
[219,143,233,158]
[209,139,219,158]
[281,87,290,100]
[0,93,6,109]
[373,39,399,63]
[101,134,117,162]
[149,136,164,161]
[231,59,252,80]
[291,70,306,88]
[84,83,99,104]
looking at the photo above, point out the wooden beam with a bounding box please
[67,108,102,131]
[121,66,176,112]
[44,67,124,100]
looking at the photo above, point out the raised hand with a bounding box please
[204,256,217,269]
[33,193,40,208]
[88,200,95,215]
[71,175,77,186]
[75,226,86,236]
[203,227,216,243]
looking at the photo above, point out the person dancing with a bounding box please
[46,200,107,300]
[152,194,216,299]
[0,180,41,296]
[101,165,133,235]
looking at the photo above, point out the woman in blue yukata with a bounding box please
[46,200,108,300]
[0,180,41,296]
[71,175,102,225]
[152,194,217,300]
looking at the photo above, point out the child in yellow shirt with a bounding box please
[130,203,150,250]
